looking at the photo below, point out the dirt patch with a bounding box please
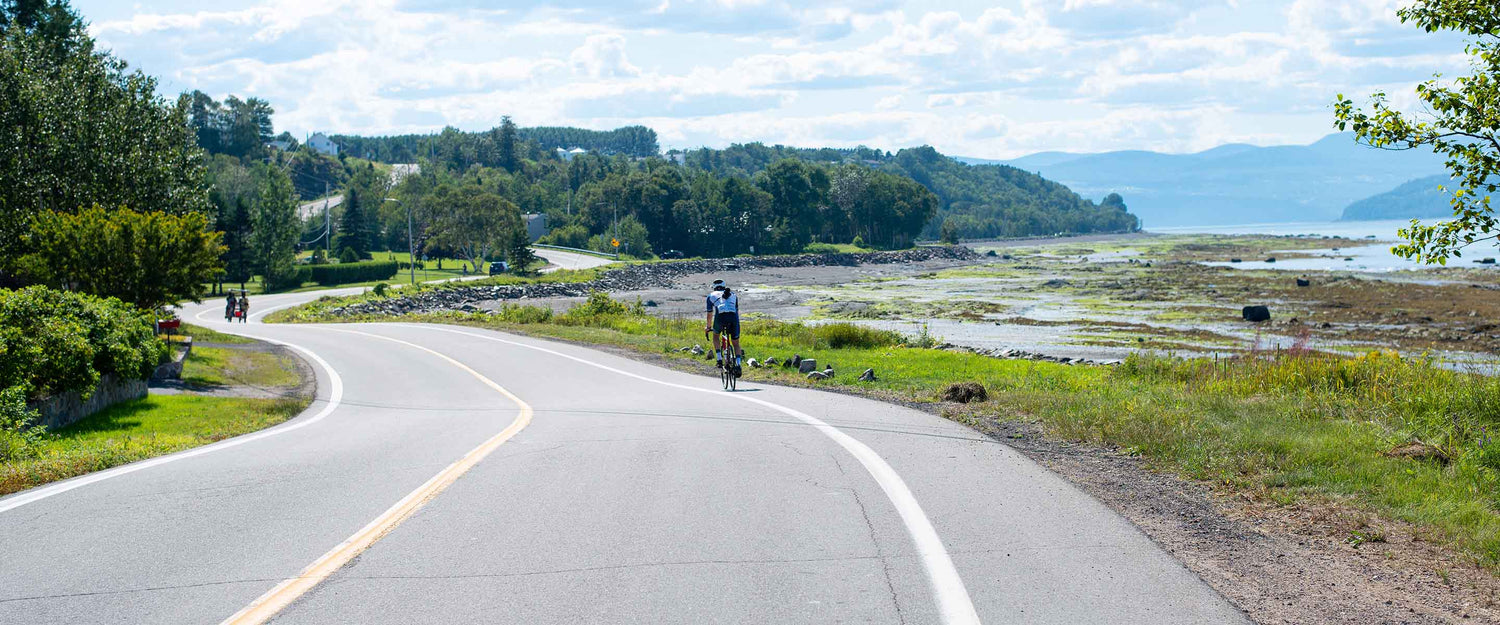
[150,341,315,400]
[961,415,1500,625]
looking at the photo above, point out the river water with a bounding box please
[1153,219,1500,272]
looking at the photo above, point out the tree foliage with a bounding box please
[0,285,167,400]
[0,18,211,281]
[1334,0,1500,264]
[426,185,522,271]
[249,166,303,291]
[19,206,224,310]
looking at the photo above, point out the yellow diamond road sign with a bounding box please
[611,238,620,248]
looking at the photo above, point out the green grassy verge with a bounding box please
[0,395,306,496]
[275,293,1500,568]
[182,346,301,388]
[178,322,255,344]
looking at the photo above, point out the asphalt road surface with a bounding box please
[0,286,1249,624]
[532,247,616,272]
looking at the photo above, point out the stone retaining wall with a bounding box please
[28,374,148,430]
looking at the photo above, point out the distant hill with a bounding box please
[685,143,1138,239]
[1340,175,1454,221]
[987,133,1446,227]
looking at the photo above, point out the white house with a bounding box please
[524,213,549,242]
[307,132,340,157]
[556,147,587,161]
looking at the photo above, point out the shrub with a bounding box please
[310,260,398,286]
[0,286,166,401]
[0,388,45,462]
[851,235,866,249]
[564,291,630,322]
[337,246,360,264]
[372,283,390,297]
[813,322,901,349]
[803,243,842,254]
[265,265,311,291]
[496,304,553,324]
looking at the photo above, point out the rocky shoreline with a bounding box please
[326,246,980,318]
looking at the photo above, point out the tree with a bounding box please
[0,0,85,58]
[497,116,518,173]
[20,205,224,310]
[0,21,210,282]
[940,220,960,245]
[336,187,371,259]
[427,186,519,271]
[249,167,302,290]
[1334,1,1500,264]
[505,227,537,272]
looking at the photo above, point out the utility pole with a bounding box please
[323,181,331,259]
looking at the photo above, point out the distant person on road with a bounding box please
[237,293,250,323]
[705,279,742,370]
[225,292,238,321]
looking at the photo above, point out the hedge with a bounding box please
[310,260,398,286]
[0,286,166,401]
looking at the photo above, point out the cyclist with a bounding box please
[237,292,250,323]
[705,279,742,373]
[224,292,238,322]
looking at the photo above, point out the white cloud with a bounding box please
[71,0,1476,156]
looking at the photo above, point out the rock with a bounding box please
[941,382,988,403]
[747,358,760,368]
[1320,322,1332,329]
[821,366,834,378]
[1265,257,1277,263]
[806,371,830,380]
[985,250,998,257]
[790,355,802,369]
[644,300,658,307]
[1040,279,1070,288]
[1344,257,1354,262]
[1229,258,1242,263]
[1383,440,1449,464]
[798,358,818,374]
[764,357,779,366]
[1001,254,1013,260]
[690,345,705,356]
[858,368,877,382]
[1242,305,1272,323]
[1296,277,1311,287]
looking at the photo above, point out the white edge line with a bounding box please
[0,319,344,515]
[399,323,982,625]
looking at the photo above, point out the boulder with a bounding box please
[1229,258,1242,263]
[858,368,877,382]
[985,250,998,257]
[806,371,830,380]
[790,355,803,369]
[644,300,658,307]
[747,358,760,369]
[1296,277,1311,287]
[798,358,819,374]
[1265,257,1277,263]
[765,357,779,366]
[1040,279,1070,288]
[1242,305,1272,323]
[690,345,705,356]
[941,382,988,404]
[821,366,834,379]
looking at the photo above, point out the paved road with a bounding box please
[0,287,1248,624]
[532,247,616,272]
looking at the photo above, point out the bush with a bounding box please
[851,235,866,248]
[538,224,589,249]
[265,265,312,291]
[372,283,390,297]
[496,304,553,324]
[310,260,398,286]
[337,246,360,264]
[803,243,842,254]
[813,322,901,349]
[0,286,166,401]
[0,388,44,462]
[564,291,630,322]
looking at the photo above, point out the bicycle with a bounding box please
[706,330,737,391]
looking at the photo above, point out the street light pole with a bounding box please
[384,198,414,285]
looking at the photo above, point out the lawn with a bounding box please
[182,346,302,389]
[0,395,306,496]
[274,292,1500,569]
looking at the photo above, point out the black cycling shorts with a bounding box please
[713,312,741,340]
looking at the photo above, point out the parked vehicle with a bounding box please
[660,249,684,259]
[488,261,509,276]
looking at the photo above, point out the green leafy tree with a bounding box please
[427,185,520,271]
[21,205,224,310]
[249,167,302,290]
[0,0,85,57]
[940,220,960,245]
[1334,1,1500,264]
[0,15,210,282]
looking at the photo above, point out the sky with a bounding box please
[75,0,1471,159]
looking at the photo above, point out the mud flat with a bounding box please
[486,233,1500,367]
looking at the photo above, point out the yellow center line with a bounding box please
[219,328,533,625]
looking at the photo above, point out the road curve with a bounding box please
[0,288,1248,624]
[532,247,616,272]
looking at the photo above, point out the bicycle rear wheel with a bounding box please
[721,365,731,390]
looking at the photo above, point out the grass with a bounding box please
[177,322,255,344]
[182,346,301,389]
[273,292,1500,569]
[0,395,306,496]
